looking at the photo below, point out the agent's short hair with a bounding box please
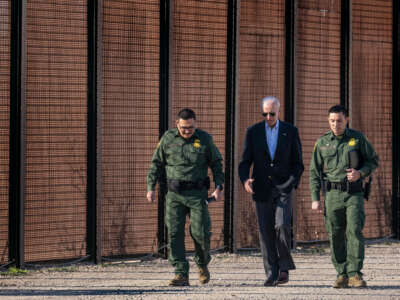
[177,108,196,120]
[328,105,348,117]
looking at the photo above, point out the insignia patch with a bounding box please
[193,139,201,148]
[348,138,357,146]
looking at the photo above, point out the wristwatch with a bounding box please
[216,184,223,191]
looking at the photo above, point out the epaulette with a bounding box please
[322,130,331,136]
[315,131,332,145]
[195,128,211,139]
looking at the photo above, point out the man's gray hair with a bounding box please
[261,96,280,110]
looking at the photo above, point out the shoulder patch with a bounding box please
[348,138,357,146]
[193,139,201,148]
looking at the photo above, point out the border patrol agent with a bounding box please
[310,105,378,288]
[147,108,224,286]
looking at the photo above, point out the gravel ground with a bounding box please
[0,239,399,300]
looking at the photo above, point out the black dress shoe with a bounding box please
[264,278,278,286]
[277,271,289,284]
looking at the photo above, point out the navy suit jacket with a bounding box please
[238,120,304,202]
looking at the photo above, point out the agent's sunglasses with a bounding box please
[262,112,276,117]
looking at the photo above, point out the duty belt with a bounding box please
[326,180,363,193]
[167,177,210,194]
[326,181,347,191]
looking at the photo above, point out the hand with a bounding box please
[311,201,322,212]
[244,178,254,194]
[346,168,361,182]
[211,188,223,201]
[146,190,155,203]
[276,175,295,194]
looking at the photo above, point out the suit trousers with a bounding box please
[255,188,295,280]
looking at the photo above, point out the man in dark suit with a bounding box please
[238,96,304,286]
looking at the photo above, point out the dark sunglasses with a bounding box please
[262,112,276,117]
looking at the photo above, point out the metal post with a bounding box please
[158,0,170,258]
[285,0,296,248]
[341,0,350,109]
[87,0,102,263]
[393,0,400,239]
[285,0,295,124]
[9,0,26,268]
[224,0,238,253]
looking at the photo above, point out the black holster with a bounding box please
[363,176,372,201]
[347,179,363,194]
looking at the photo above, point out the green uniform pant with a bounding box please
[165,189,211,276]
[324,190,365,277]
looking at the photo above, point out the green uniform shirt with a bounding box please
[309,128,378,202]
[147,128,224,191]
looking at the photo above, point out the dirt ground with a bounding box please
[0,238,399,300]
